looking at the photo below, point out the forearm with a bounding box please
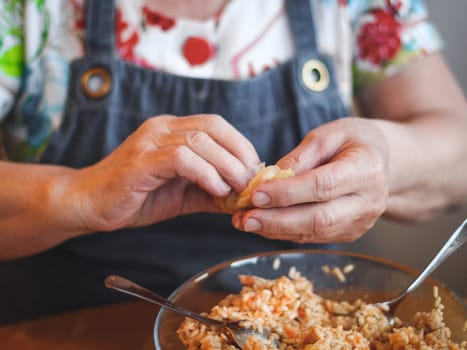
[358,54,467,221]
[371,112,467,221]
[0,161,87,260]
[0,114,260,259]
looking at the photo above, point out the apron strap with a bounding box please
[285,0,318,54]
[85,0,115,56]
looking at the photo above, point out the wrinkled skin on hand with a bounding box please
[68,114,260,232]
[232,117,390,243]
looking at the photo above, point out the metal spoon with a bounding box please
[104,274,271,349]
[377,218,467,325]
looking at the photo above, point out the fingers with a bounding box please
[276,117,388,177]
[138,144,234,198]
[233,193,385,243]
[145,115,260,192]
[276,123,347,174]
[167,114,260,172]
[227,117,390,243]
[252,122,387,209]
[76,114,259,232]
[250,156,383,208]
[116,113,261,197]
[155,130,254,191]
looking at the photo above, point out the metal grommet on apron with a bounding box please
[301,59,329,92]
[81,66,112,98]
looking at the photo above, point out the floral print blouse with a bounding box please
[0,0,443,162]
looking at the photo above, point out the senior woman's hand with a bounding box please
[232,54,467,244]
[232,117,390,243]
[0,114,260,259]
[71,114,260,232]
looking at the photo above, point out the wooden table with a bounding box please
[0,301,161,350]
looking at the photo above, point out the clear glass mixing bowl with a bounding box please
[154,249,466,349]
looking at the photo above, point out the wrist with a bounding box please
[0,162,93,259]
[42,165,93,239]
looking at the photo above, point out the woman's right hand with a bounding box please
[68,114,260,232]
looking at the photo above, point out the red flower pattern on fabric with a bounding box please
[357,9,401,65]
[116,9,139,61]
[71,0,85,30]
[115,9,154,69]
[142,6,176,31]
[385,0,403,15]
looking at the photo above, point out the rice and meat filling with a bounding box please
[177,274,466,350]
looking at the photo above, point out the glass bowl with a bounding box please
[154,249,466,349]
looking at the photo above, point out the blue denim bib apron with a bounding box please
[0,0,347,323]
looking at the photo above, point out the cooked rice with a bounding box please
[321,264,354,283]
[343,264,355,274]
[272,258,281,271]
[177,274,466,350]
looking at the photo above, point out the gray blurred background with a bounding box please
[339,0,467,297]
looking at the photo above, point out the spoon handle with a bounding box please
[392,218,467,304]
[105,275,224,327]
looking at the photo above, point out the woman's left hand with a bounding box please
[232,117,390,243]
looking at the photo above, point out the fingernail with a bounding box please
[245,218,262,232]
[232,213,242,228]
[218,181,231,195]
[253,192,270,206]
[249,160,261,174]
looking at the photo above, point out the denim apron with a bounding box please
[0,0,347,323]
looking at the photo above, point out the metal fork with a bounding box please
[376,219,467,325]
[104,274,271,348]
